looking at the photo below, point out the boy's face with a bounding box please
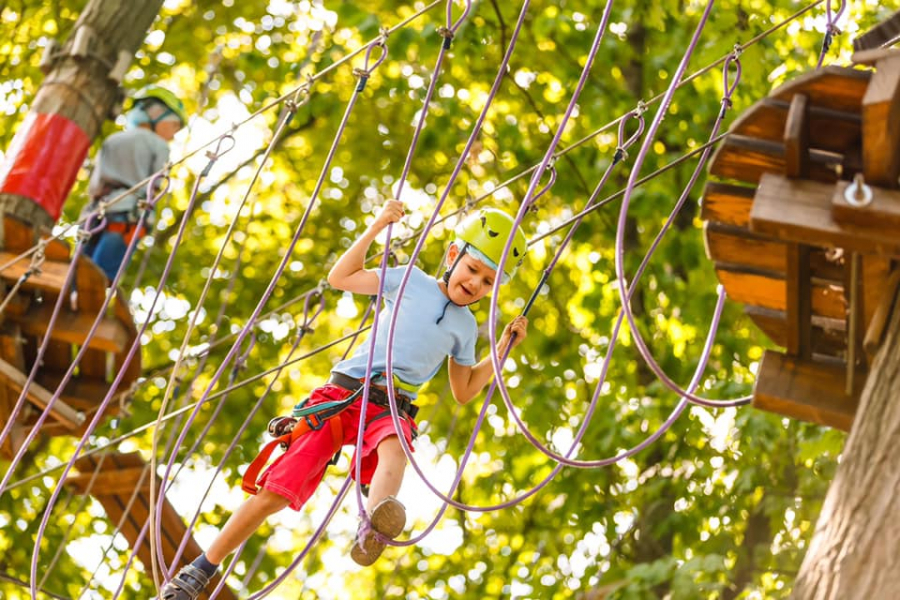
[444,243,497,304]
[154,119,182,142]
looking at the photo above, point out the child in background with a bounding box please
[161,201,529,599]
[83,84,185,282]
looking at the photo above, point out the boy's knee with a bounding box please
[377,436,406,463]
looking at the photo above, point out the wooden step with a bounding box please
[9,302,129,354]
[66,453,237,600]
[753,350,863,431]
[750,173,900,256]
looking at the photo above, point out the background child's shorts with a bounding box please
[257,383,417,511]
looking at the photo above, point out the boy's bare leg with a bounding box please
[206,489,291,564]
[365,435,406,512]
[350,436,408,566]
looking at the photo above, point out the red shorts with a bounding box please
[256,383,417,511]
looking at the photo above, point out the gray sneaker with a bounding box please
[158,564,210,599]
[350,496,406,566]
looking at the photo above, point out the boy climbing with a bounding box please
[83,84,186,282]
[160,200,529,599]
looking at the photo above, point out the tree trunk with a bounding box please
[791,293,900,599]
[0,0,164,244]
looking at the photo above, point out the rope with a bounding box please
[0,239,46,316]
[815,0,847,69]
[151,32,389,595]
[24,153,218,597]
[352,0,472,535]
[611,0,753,411]
[150,94,304,583]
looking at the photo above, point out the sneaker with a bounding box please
[350,496,406,567]
[158,564,211,600]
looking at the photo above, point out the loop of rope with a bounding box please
[816,0,846,68]
[613,109,646,164]
[354,38,389,92]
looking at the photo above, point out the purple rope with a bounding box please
[149,112,297,579]
[0,196,119,458]
[482,47,745,473]
[815,0,846,69]
[608,0,754,409]
[375,0,613,536]
[352,0,472,525]
[153,40,387,592]
[244,476,351,600]
[334,0,533,542]
[166,292,325,576]
[0,172,169,472]
[0,239,80,455]
[19,171,177,597]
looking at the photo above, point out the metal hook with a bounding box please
[844,173,873,207]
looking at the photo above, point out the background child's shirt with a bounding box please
[88,127,169,216]
[333,265,477,397]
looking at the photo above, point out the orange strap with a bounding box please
[105,221,146,245]
[241,411,344,494]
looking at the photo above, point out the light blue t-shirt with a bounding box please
[333,266,478,398]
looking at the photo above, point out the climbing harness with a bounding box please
[241,374,419,495]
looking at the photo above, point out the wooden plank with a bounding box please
[708,134,839,185]
[79,348,109,381]
[744,306,845,357]
[864,269,900,356]
[700,182,756,228]
[771,66,871,115]
[786,244,812,358]
[862,53,900,188]
[749,173,900,256]
[831,179,900,232]
[0,357,83,429]
[854,14,900,53]
[731,98,861,154]
[10,303,129,353]
[784,94,810,179]
[0,324,27,457]
[75,254,109,311]
[36,371,127,413]
[66,465,151,495]
[753,350,863,431]
[704,223,786,273]
[0,253,73,295]
[716,267,845,319]
[68,452,235,599]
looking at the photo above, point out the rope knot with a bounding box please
[436,26,454,49]
[635,100,648,116]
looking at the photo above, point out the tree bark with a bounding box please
[0,0,164,243]
[791,291,900,599]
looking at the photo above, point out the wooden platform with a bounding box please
[702,56,900,429]
[0,216,140,456]
[66,452,236,600]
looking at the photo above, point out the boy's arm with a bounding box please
[447,315,528,404]
[327,200,404,295]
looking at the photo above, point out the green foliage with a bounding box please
[0,0,894,598]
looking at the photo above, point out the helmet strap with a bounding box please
[442,243,468,286]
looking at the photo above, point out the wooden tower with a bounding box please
[0,217,141,456]
[701,48,900,430]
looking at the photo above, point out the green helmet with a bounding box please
[455,208,528,281]
[132,84,187,126]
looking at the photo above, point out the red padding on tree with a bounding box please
[0,112,90,221]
